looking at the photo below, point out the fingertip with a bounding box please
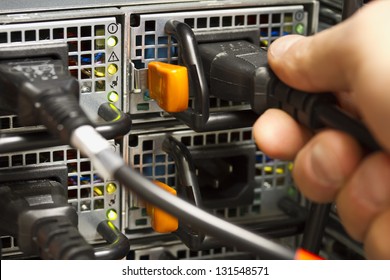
[336,153,390,242]
[253,109,311,160]
[268,35,306,60]
[364,208,390,259]
[293,130,363,203]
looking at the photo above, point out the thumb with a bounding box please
[267,1,390,152]
[267,24,359,93]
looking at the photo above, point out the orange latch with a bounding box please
[146,180,179,233]
[294,248,324,260]
[148,61,189,113]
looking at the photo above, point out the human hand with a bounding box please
[253,0,390,259]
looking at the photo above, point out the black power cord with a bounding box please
[302,0,366,255]
[198,39,381,152]
[0,55,91,145]
[0,47,296,259]
[95,220,130,260]
[164,20,259,132]
[0,179,95,260]
[0,102,132,154]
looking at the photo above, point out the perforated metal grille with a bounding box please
[129,6,307,115]
[0,17,123,256]
[127,128,292,230]
[130,235,297,260]
[0,17,122,126]
[0,142,121,253]
[132,242,242,260]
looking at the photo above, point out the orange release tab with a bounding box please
[148,61,189,113]
[146,181,179,233]
[295,248,324,260]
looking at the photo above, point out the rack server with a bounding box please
[0,0,326,260]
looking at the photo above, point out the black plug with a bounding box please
[198,40,381,152]
[0,44,92,144]
[0,179,95,260]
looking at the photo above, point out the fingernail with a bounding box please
[310,142,344,188]
[269,36,304,58]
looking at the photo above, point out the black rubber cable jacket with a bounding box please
[301,203,332,254]
[95,220,130,260]
[0,104,132,153]
[342,0,363,20]
[165,20,209,124]
[315,104,381,152]
[113,164,295,260]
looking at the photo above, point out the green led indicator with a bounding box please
[295,23,305,35]
[107,36,118,47]
[106,209,118,221]
[108,91,119,103]
[106,183,117,194]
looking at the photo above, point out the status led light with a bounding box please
[107,91,119,103]
[107,64,118,75]
[295,23,305,35]
[106,209,118,221]
[107,36,118,47]
[106,182,117,194]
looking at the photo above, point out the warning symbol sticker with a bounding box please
[108,52,119,62]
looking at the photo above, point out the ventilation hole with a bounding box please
[80,188,91,198]
[247,15,257,25]
[53,28,64,39]
[235,15,245,26]
[129,135,139,147]
[190,251,198,258]
[80,161,91,172]
[218,133,228,143]
[0,156,9,168]
[222,16,232,27]
[94,199,104,209]
[206,134,216,145]
[68,176,78,186]
[184,18,195,28]
[39,29,50,40]
[25,153,37,165]
[81,26,91,37]
[272,14,281,23]
[145,20,156,31]
[81,40,92,51]
[143,140,153,151]
[130,14,141,27]
[214,248,222,255]
[231,132,240,142]
[53,151,64,161]
[155,155,165,163]
[25,30,36,41]
[194,135,203,146]
[67,41,78,52]
[260,14,269,24]
[0,237,12,249]
[0,118,10,129]
[94,25,105,36]
[11,31,22,42]
[80,200,91,211]
[67,150,77,160]
[133,154,140,165]
[0,32,8,43]
[197,18,207,28]
[243,131,252,140]
[210,17,220,27]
